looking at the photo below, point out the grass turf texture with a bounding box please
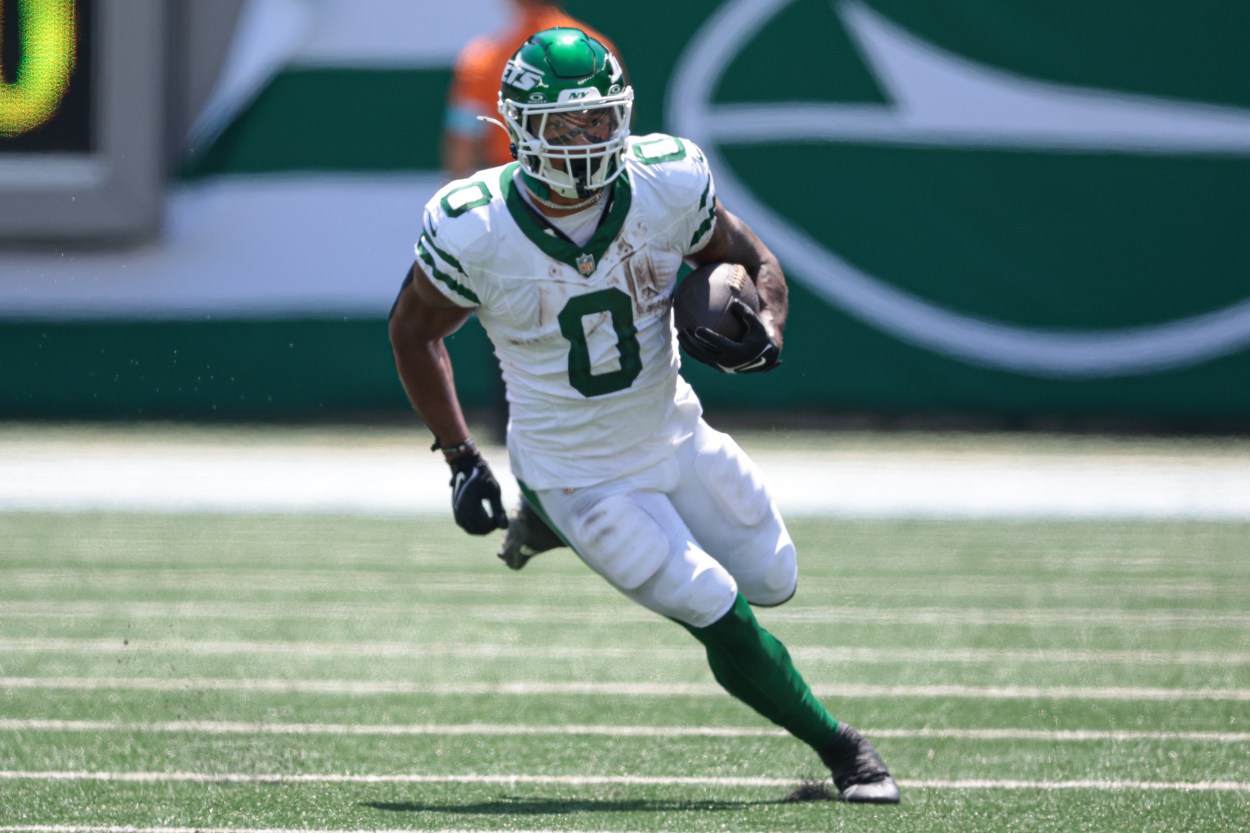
[1,511,1248,832]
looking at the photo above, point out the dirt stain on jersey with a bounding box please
[504,283,558,345]
[621,250,671,318]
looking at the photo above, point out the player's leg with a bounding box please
[668,418,796,606]
[677,594,898,803]
[526,480,736,623]
[526,477,898,803]
[497,497,566,570]
[665,421,901,803]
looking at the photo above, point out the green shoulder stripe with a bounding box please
[422,233,467,278]
[689,178,716,250]
[418,236,479,305]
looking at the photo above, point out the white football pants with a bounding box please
[528,418,797,628]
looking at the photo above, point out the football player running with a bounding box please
[389,28,900,804]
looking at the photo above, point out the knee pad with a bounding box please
[751,540,798,607]
[646,547,739,629]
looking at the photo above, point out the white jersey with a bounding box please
[415,133,718,489]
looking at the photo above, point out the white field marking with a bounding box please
[0,825,752,833]
[0,825,760,833]
[5,600,1249,628]
[869,727,1250,743]
[0,568,1197,587]
[0,827,700,833]
[910,779,1250,792]
[2,719,780,738]
[5,637,1247,667]
[0,572,498,594]
[0,772,1247,793]
[4,676,1250,701]
[2,570,1230,599]
[1,718,1248,745]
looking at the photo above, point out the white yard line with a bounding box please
[0,718,1246,744]
[4,637,1244,666]
[0,772,1246,793]
[0,828,581,833]
[4,676,1249,701]
[0,828,623,833]
[4,600,1248,628]
[912,779,1250,792]
[1,828,677,833]
[0,571,1231,601]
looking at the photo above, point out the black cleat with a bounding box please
[818,723,901,804]
[496,499,566,570]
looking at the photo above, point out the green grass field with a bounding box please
[2,509,1249,832]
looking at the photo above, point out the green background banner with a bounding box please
[4,0,1250,424]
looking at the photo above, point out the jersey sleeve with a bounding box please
[628,134,718,257]
[414,186,488,310]
[682,141,718,256]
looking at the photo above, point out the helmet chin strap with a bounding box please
[521,166,591,200]
[520,170,603,210]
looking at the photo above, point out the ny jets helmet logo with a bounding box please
[669,0,1250,377]
[504,59,548,92]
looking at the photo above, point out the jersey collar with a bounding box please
[501,163,632,277]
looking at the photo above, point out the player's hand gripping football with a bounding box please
[677,299,782,374]
[441,440,508,535]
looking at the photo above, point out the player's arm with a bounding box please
[389,263,507,534]
[689,198,788,351]
[389,262,475,447]
[683,199,788,372]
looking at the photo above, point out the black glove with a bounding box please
[677,299,782,374]
[441,440,508,535]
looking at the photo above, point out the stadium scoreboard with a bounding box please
[0,0,164,244]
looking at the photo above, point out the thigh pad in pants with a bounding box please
[566,492,670,591]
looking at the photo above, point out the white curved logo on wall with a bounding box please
[668,0,1250,377]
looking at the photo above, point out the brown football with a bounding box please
[672,262,760,341]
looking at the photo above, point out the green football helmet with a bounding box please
[497,28,633,198]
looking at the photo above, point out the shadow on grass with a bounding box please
[363,795,786,816]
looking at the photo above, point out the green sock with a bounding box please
[679,594,839,750]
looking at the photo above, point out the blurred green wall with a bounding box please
[4,0,1250,424]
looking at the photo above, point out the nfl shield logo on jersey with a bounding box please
[576,253,596,276]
